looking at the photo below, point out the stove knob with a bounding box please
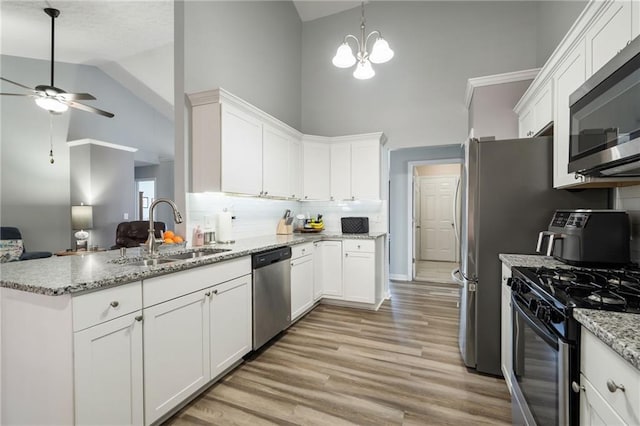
[536,305,550,322]
[528,299,538,312]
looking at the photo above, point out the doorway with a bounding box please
[136,178,156,220]
[410,162,462,283]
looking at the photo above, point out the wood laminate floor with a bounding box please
[165,281,511,426]
[415,261,458,284]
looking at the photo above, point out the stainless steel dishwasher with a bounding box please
[252,246,292,350]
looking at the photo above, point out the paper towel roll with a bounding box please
[216,211,233,242]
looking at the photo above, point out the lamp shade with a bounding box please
[71,205,93,230]
[332,43,356,68]
[369,37,394,64]
[353,60,375,80]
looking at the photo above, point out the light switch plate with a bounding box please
[124,213,129,220]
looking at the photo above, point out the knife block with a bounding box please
[276,218,292,235]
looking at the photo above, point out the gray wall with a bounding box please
[184,1,302,130]
[536,0,589,66]
[70,144,135,250]
[389,145,463,277]
[135,161,175,228]
[301,1,539,149]
[1,55,173,252]
[469,79,532,140]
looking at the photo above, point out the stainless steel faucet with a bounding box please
[145,198,184,256]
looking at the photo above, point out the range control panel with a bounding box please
[550,211,590,229]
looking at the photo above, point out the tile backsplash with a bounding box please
[186,193,387,241]
[614,185,640,262]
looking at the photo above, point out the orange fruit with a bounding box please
[164,230,175,239]
[173,236,184,243]
[163,238,175,244]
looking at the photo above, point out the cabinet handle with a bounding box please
[204,291,211,297]
[357,245,361,249]
[571,381,584,393]
[135,315,143,322]
[606,379,625,393]
[304,196,308,199]
[292,194,295,198]
[301,248,306,253]
[330,196,334,201]
[345,253,349,257]
[213,289,218,295]
[574,173,582,180]
[110,301,119,308]
[264,191,268,196]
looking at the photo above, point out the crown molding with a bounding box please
[465,68,540,109]
[67,138,138,152]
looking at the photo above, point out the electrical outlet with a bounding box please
[204,215,213,228]
[123,213,129,220]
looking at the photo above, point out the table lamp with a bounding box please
[71,204,93,251]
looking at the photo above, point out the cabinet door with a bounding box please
[580,374,626,426]
[74,311,143,426]
[302,141,331,200]
[144,290,210,424]
[210,275,252,379]
[553,38,587,188]
[330,143,351,201]
[289,138,302,199]
[500,263,513,394]
[321,240,343,298]
[221,104,263,195]
[532,82,553,135]
[351,140,380,200]
[313,242,324,300]
[343,251,375,304]
[291,255,314,321]
[586,0,633,76]
[518,107,534,138]
[263,125,291,198]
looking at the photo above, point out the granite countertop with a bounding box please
[574,309,640,371]
[499,253,568,269]
[0,232,386,296]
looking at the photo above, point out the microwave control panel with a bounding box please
[550,211,590,229]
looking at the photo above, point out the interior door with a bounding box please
[412,175,420,279]
[420,176,457,262]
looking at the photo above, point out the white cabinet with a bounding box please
[517,81,553,139]
[220,103,264,195]
[330,143,351,201]
[585,0,634,77]
[319,240,344,298]
[500,263,513,395]
[291,249,315,321]
[578,328,640,426]
[351,139,381,200]
[209,275,252,378]
[313,242,324,300]
[553,38,587,188]
[289,138,302,199]
[302,141,331,200]
[74,311,144,426]
[143,289,211,424]
[518,107,534,138]
[343,240,376,304]
[262,124,291,198]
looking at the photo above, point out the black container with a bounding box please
[341,217,369,234]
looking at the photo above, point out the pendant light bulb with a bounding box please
[353,60,375,80]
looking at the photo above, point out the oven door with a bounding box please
[511,295,571,426]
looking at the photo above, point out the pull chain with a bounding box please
[49,113,55,164]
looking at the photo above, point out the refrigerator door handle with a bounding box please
[452,176,461,242]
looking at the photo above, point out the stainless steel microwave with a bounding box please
[568,36,640,177]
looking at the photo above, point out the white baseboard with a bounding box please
[389,273,410,281]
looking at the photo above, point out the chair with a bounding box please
[111,221,166,249]
[0,227,53,262]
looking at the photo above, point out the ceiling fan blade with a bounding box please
[58,92,96,101]
[0,93,31,96]
[67,101,115,118]
[0,77,35,91]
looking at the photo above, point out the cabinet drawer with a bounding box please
[581,329,640,425]
[73,281,142,332]
[291,243,314,260]
[342,239,375,253]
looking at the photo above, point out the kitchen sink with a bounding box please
[165,248,231,260]
[129,258,177,267]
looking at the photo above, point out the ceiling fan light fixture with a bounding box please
[35,97,68,114]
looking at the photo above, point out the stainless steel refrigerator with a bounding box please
[454,136,609,376]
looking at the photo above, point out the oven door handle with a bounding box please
[512,295,559,350]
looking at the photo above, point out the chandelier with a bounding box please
[331,2,394,80]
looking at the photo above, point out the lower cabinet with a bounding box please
[313,242,323,300]
[500,263,513,394]
[343,249,375,304]
[579,373,626,425]
[143,289,211,424]
[291,254,314,321]
[319,240,344,298]
[74,311,144,426]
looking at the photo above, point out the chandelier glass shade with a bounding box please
[331,2,394,80]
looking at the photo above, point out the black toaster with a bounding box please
[341,217,369,234]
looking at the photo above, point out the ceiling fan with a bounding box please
[0,8,114,118]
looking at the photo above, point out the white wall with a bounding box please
[135,161,175,228]
[183,1,302,130]
[615,186,640,262]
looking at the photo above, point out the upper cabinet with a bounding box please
[515,0,640,189]
[188,89,386,200]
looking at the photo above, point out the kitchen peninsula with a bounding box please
[1,232,386,425]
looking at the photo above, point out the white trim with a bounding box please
[389,274,410,281]
[465,68,540,108]
[407,158,462,281]
[67,138,138,152]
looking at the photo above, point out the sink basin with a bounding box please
[165,248,231,260]
[130,258,177,267]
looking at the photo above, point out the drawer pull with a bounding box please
[571,381,584,393]
[135,315,143,322]
[110,301,119,308]
[606,379,625,393]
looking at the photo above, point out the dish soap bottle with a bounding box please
[192,226,204,247]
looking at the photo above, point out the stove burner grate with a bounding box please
[587,290,627,308]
